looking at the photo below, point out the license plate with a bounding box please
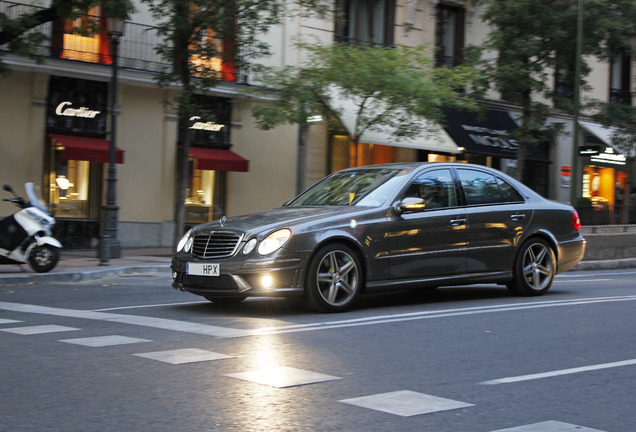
[186,263,220,276]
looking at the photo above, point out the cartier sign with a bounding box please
[55,101,101,119]
[189,116,225,132]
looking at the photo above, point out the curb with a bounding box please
[573,258,636,271]
[0,265,171,284]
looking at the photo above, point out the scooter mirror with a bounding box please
[3,184,13,192]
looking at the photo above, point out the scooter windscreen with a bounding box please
[24,182,49,214]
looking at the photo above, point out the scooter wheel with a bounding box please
[29,245,60,273]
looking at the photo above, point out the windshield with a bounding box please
[25,182,49,214]
[288,168,410,207]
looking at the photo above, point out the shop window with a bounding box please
[190,28,237,82]
[52,7,110,64]
[335,0,395,45]
[47,143,101,219]
[185,158,226,225]
[329,134,417,172]
[435,4,465,67]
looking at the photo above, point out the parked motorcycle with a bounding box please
[0,183,62,272]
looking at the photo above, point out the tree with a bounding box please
[248,41,482,163]
[140,0,330,246]
[0,0,134,75]
[474,0,636,184]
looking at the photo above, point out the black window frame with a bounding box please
[334,0,396,46]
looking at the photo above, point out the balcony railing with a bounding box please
[0,0,245,81]
[610,88,633,106]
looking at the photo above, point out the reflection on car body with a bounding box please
[171,163,586,312]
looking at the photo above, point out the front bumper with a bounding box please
[171,252,308,298]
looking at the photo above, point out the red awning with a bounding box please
[189,147,249,172]
[49,133,124,164]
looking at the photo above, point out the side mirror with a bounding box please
[393,197,427,215]
[3,184,13,193]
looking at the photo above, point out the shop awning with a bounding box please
[333,98,460,154]
[578,120,628,166]
[49,133,124,164]
[442,109,550,162]
[189,147,249,172]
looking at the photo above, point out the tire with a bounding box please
[507,238,556,296]
[305,243,363,313]
[204,296,247,305]
[28,244,60,273]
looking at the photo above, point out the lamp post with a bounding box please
[569,0,583,204]
[100,17,125,265]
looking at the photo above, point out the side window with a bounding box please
[497,177,525,203]
[457,169,502,205]
[402,169,456,209]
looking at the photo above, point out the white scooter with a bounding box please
[0,183,62,272]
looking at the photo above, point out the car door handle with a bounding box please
[450,217,467,226]
[511,213,526,221]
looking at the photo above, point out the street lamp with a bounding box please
[569,0,583,204]
[100,16,125,265]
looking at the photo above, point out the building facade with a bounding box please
[1,0,633,251]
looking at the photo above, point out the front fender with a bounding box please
[35,236,63,249]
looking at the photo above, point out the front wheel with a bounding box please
[305,243,363,313]
[29,244,60,273]
[507,238,556,296]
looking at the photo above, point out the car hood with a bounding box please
[192,206,373,237]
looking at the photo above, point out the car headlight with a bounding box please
[243,238,257,255]
[176,229,193,252]
[257,229,292,256]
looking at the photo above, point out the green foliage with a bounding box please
[472,0,636,179]
[249,41,482,144]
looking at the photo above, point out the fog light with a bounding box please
[261,274,274,290]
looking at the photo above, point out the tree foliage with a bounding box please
[249,41,482,149]
[474,0,636,182]
[140,0,330,244]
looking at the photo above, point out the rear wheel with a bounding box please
[305,243,363,313]
[28,244,60,273]
[507,238,556,296]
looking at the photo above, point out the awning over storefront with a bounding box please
[49,133,124,164]
[442,109,550,162]
[189,147,249,172]
[578,120,628,166]
[334,99,460,154]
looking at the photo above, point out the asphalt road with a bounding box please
[1,269,635,432]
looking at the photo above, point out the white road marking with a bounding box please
[481,358,636,385]
[491,421,606,431]
[60,335,151,347]
[225,367,341,388]
[340,391,473,417]
[0,301,248,338]
[554,279,611,283]
[1,325,80,335]
[1,295,635,338]
[134,348,233,364]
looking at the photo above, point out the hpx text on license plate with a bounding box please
[186,263,220,276]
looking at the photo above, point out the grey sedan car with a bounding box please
[171,163,586,312]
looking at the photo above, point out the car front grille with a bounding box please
[191,231,243,259]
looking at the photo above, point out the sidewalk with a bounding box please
[0,248,173,284]
[0,247,635,285]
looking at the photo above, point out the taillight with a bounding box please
[572,210,582,231]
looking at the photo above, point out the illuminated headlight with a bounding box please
[243,238,257,255]
[176,229,193,252]
[257,229,291,256]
